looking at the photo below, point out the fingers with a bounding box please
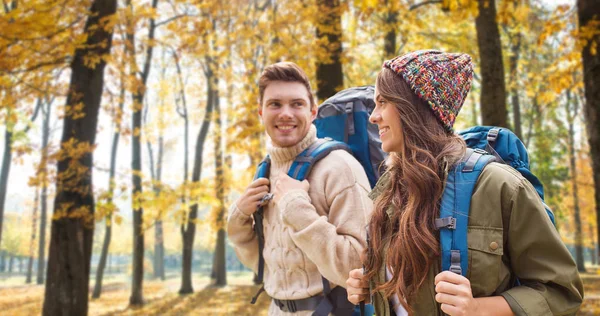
[434,271,470,286]
[249,177,270,188]
[246,184,270,197]
[435,281,468,296]
[346,268,370,305]
[349,268,364,279]
[346,275,369,289]
[440,302,460,316]
[347,293,370,305]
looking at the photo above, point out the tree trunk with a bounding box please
[590,223,597,265]
[315,0,344,101]
[509,33,522,139]
[92,86,122,298]
[126,0,158,305]
[37,97,52,285]
[151,135,164,280]
[41,2,117,314]
[566,90,585,272]
[26,189,40,283]
[212,77,226,286]
[577,0,600,266]
[0,250,5,272]
[179,58,215,294]
[0,128,13,251]
[130,89,145,305]
[475,0,507,127]
[383,0,397,59]
[8,255,13,273]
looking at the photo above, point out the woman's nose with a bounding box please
[369,111,381,124]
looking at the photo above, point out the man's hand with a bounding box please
[272,173,309,205]
[236,178,270,216]
[434,271,480,316]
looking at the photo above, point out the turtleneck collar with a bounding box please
[268,124,317,163]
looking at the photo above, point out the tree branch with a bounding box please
[409,0,442,10]
[155,13,195,27]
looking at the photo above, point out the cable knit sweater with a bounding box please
[227,125,372,315]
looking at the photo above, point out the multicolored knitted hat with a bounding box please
[383,50,473,133]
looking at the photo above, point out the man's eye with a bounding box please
[293,102,304,107]
[269,102,281,107]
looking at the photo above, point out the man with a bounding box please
[227,61,372,315]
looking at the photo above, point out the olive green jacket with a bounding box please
[368,163,583,316]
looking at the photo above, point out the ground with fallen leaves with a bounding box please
[1,270,600,315]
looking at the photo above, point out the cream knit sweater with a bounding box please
[227,125,372,315]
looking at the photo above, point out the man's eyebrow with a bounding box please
[290,98,306,102]
[264,98,281,102]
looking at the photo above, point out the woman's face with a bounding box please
[370,86,404,153]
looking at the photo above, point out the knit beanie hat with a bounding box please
[382,50,473,133]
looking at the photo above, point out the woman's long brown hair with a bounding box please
[364,68,466,314]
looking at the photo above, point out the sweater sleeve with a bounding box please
[278,151,373,288]
[498,176,583,315]
[226,200,259,273]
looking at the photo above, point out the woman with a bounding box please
[346,50,583,316]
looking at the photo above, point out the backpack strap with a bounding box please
[484,128,507,164]
[437,148,496,276]
[288,138,351,181]
[250,156,270,304]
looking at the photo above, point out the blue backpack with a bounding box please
[314,85,387,188]
[439,126,556,276]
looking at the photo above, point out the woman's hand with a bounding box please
[434,271,480,316]
[346,268,370,305]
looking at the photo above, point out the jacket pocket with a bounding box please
[467,226,503,297]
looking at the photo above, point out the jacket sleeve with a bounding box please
[277,151,373,288]
[226,201,259,273]
[499,177,584,315]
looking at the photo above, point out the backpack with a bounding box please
[250,86,385,316]
[313,85,387,188]
[438,126,556,276]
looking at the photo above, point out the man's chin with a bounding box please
[271,136,301,148]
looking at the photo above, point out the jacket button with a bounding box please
[489,241,499,251]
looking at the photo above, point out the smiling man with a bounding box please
[226,62,372,316]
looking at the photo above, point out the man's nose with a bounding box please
[279,105,293,118]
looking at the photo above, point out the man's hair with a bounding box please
[258,62,316,109]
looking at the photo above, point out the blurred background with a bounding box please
[0,0,599,314]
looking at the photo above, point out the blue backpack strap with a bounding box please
[250,156,270,304]
[437,149,496,276]
[287,138,351,181]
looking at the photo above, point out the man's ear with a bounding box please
[258,103,263,119]
[310,104,317,121]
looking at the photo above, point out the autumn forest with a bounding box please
[0,0,599,315]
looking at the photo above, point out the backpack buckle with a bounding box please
[449,250,462,275]
[287,300,297,312]
[435,217,456,230]
[487,128,500,143]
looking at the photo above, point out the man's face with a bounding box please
[259,81,316,147]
